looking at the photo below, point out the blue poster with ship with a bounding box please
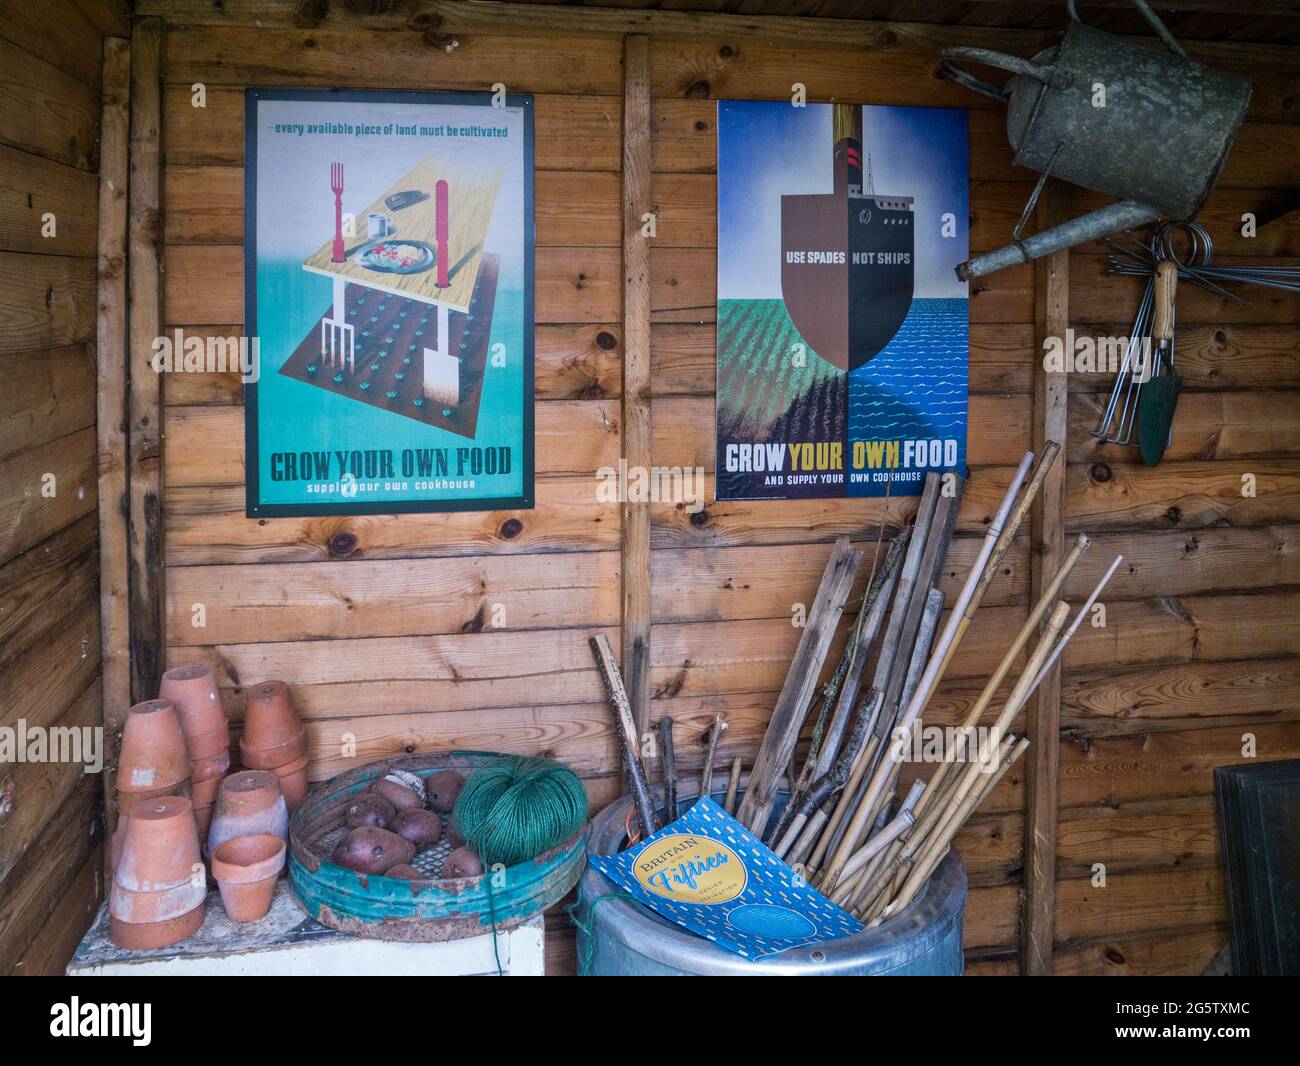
[716,100,969,499]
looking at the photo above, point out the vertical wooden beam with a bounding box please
[620,34,652,736]
[127,18,165,705]
[96,35,132,860]
[1023,182,1069,976]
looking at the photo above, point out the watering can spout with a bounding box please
[957,200,1162,281]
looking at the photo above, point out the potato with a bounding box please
[331,827,416,874]
[445,818,465,849]
[369,777,423,812]
[441,845,484,879]
[383,864,424,880]
[344,793,395,829]
[425,771,465,814]
[390,808,442,848]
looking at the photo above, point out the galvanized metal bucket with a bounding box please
[289,751,586,942]
[575,783,967,975]
[940,0,1251,279]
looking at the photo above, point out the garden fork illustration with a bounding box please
[321,161,355,369]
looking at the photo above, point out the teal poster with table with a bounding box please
[243,88,534,516]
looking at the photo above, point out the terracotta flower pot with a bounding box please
[118,781,191,812]
[110,878,206,925]
[117,700,191,795]
[242,681,302,750]
[207,770,287,854]
[194,803,214,841]
[211,834,286,922]
[114,795,203,894]
[238,726,307,771]
[190,770,224,810]
[273,753,310,813]
[159,663,229,757]
[110,902,204,950]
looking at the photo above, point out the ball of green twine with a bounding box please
[453,756,587,867]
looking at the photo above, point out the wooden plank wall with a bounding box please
[152,11,1299,974]
[0,0,130,975]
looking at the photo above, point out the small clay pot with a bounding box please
[441,845,484,880]
[185,724,232,761]
[110,902,204,950]
[331,827,416,875]
[114,795,203,894]
[383,864,424,880]
[425,770,465,814]
[118,700,191,795]
[369,777,422,812]
[211,833,286,922]
[345,793,395,829]
[191,750,231,781]
[390,808,442,848]
[242,681,302,750]
[110,878,206,925]
[207,770,287,854]
[239,726,307,771]
[159,664,229,757]
[117,781,191,815]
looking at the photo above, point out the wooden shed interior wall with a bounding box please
[0,0,1297,975]
[0,0,130,974]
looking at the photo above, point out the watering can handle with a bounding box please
[1067,0,1189,60]
[938,48,1057,101]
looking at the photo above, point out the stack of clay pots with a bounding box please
[206,770,290,923]
[239,681,309,813]
[115,699,192,850]
[159,664,231,841]
[110,795,206,948]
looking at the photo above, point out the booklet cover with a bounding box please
[587,797,862,961]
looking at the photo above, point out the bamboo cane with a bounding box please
[835,778,926,890]
[819,450,1038,892]
[658,715,677,823]
[911,532,1090,824]
[786,804,829,870]
[838,778,927,909]
[699,714,726,800]
[806,732,880,879]
[723,756,743,815]
[884,737,1031,920]
[1028,553,1125,693]
[892,600,1070,895]
[590,634,659,836]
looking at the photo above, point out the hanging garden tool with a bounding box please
[1138,259,1182,466]
[937,0,1251,280]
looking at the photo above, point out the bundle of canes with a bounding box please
[817,444,1054,895]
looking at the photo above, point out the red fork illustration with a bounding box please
[435,179,450,288]
[330,161,345,263]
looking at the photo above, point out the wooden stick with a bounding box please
[810,530,910,783]
[912,532,1090,822]
[786,804,830,870]
[737,537,862,833]
[807,732,880,878]
[773,690,879,858]
[658,715,678,823]
[723,757,743,815]
[699,714,727,800]
[590,634,659,836]
[819,451,1036,892]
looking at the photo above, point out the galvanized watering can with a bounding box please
[940,0,1251,280]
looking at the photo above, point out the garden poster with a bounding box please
[715,100,969,500]
[243,88,534,516]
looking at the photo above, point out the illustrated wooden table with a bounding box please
[68,881,545,976]
[281,153,504,437]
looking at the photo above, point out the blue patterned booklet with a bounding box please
[587,797,862,960]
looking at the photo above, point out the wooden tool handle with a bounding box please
[1153,259,1177,344]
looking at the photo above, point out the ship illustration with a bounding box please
[780,103,915,373]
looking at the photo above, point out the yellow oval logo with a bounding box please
[632,833,747,904]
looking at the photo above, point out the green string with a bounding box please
[565,886,634,977]
[484,873,503,977]
[454,756,587,867]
